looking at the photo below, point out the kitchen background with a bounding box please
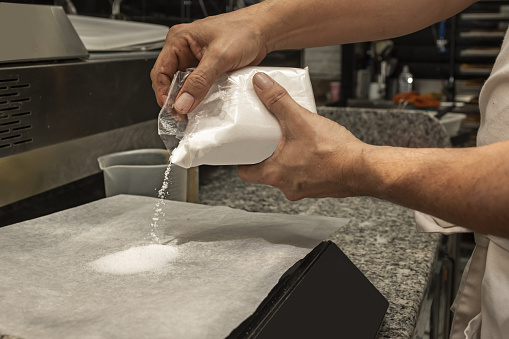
[5,0,507,278]
[10,0,508,147]
[1,1,508,338]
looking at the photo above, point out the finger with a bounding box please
[252,72,304,123]
[173,53,231,114]
[153,78,170,108]
[151,43,180,108]
[151,25,199,108]
[151,60,173,108]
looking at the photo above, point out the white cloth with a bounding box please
[415,28,509,338]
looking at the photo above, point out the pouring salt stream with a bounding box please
[0,67,361,339]
[150,162,173,243]
[88,162,180,275]
[88,70,189,276]
[89,66,317,276]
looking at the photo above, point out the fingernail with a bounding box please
[254,73,273,90]
[174,92,194,113]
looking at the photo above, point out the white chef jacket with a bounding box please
[415,28,509,338]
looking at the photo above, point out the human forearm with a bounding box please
[351,141,509,237]
[241,72,509,237]
[250,0,477,51]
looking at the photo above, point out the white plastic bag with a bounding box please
[158,66,317,168]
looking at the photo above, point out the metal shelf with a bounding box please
[460,47,501,57]
[461,12,509,20]
[460,30,506,38]
[459,65,493,76]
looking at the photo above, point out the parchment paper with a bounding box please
[0,195,348,339]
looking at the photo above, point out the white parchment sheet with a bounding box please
[0,195,347,339]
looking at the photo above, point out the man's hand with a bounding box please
[239,73,509,237]
[238,73,367,201]
[150,10,268,113]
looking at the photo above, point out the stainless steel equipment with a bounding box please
[0,3,88,64]
[0,3,167,224]
[0,3,301,226]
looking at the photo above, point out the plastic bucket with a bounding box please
[97,149,187,202]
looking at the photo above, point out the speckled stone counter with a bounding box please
[0,107,448,339]
[196,106,451,338]
[198,165,441,339]
[317,106,452,148]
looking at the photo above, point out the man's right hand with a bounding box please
[150,9,269,113]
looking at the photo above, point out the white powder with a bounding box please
[169,66,317,168]
[89,244,179,275]
[150,163,172,243]
[89,164,180,276]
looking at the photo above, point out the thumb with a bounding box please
[174,57,225,114]
[252,72,302,123]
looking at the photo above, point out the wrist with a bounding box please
[342,144,394,199]
[243,0,286,53]
[324,141,376,198]
[229,3,274,56]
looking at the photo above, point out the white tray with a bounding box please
[68,14,169,51]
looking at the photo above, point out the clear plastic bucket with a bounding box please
[97,149,187,202]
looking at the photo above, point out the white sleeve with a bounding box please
[414,211,472,234]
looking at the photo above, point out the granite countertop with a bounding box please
[198,165,442,339]
[0,106,446,339]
